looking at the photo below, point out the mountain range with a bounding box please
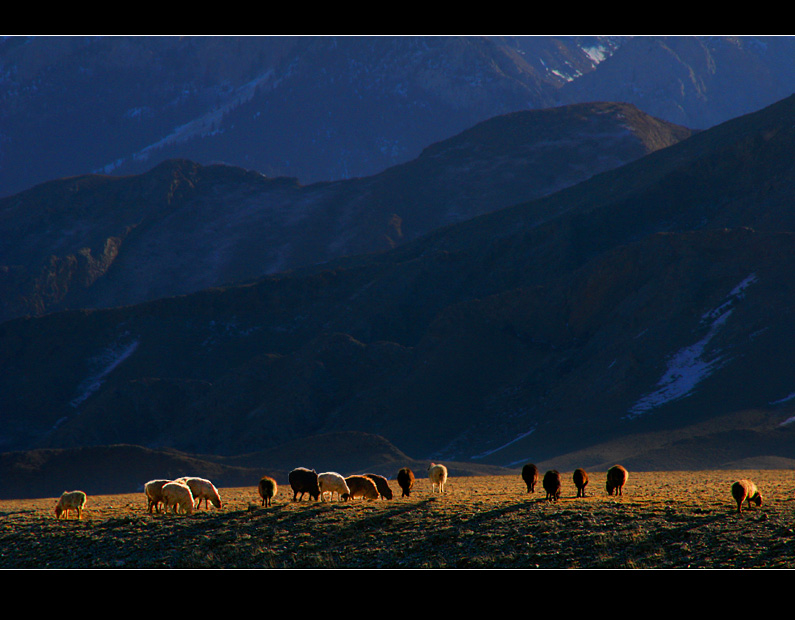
[5,92,795,496]
[0,35,623,197]
[0,101,691,323]
[4,35,795,197]
[4,36,795,498]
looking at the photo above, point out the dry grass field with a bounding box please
[2,470,795,569]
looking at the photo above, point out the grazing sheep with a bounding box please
[344,475,379,500]
[543,470,561,502]
[397,468,415,497]
[144,479,171,514]
[606,465,629,496]
[175,477,222,509]
[522,463,539,493]
[428,463,448,494]
[55,490,87,520]
[258,476,278,507]
[289,467,321,501]
[573,468,589,498]
[318,472,351,502]
[161,481,195,515]
[732,479,762,514]
[363,473,393,500]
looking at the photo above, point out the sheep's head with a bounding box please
[54,505,62,518]
[753,494,763,507]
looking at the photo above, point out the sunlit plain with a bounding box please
[1,470,794,568]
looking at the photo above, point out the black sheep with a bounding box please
[363,473,393,500]
[289,467,321,501]
[573,468,589,498]
[522,463,539,493]
[606,465,629,496]
[543,470,561,502]
[397,468,415,497]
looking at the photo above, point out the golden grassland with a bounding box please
[2,470,795,569]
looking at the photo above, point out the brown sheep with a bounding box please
[55,490,87,520]
[344,475,379,500]
[289,467,321,501]
[731,479,762,514]
[606,465,629,496]
[363,473,393,500]
[397,468,415,497]
[543,470,561,502]
[522,463,539,493]
[573,468,589,498]
[258,476,278,507]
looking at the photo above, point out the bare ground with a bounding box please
[2,470,795,569]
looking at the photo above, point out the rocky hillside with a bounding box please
[5,95,795,481]
[0,102,691,323]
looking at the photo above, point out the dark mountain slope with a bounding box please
[0,102,690,323]
[6,95,795,471]
[373,91,795,280]
[540,408,795,473]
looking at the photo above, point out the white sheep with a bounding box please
[55,490,87,519]
[144,479,172,514]
[175,476,222,510]
[161,481,195,515]
[428,463,448,494]
[318,472,351,502]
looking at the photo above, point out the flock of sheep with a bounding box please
[522,463,763,514]
[522,464,630,502]
[142,477,223,515]
[50,461,765,519]
[51,476,222,520]
[274,464,443,504]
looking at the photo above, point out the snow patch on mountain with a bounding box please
[101,70,278,174]
[582,44,611,65]
[770,392,795,406]
[625,273,758,419]
[471,424,538,461]
[70,337,140,409]
[769,392,795,428]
